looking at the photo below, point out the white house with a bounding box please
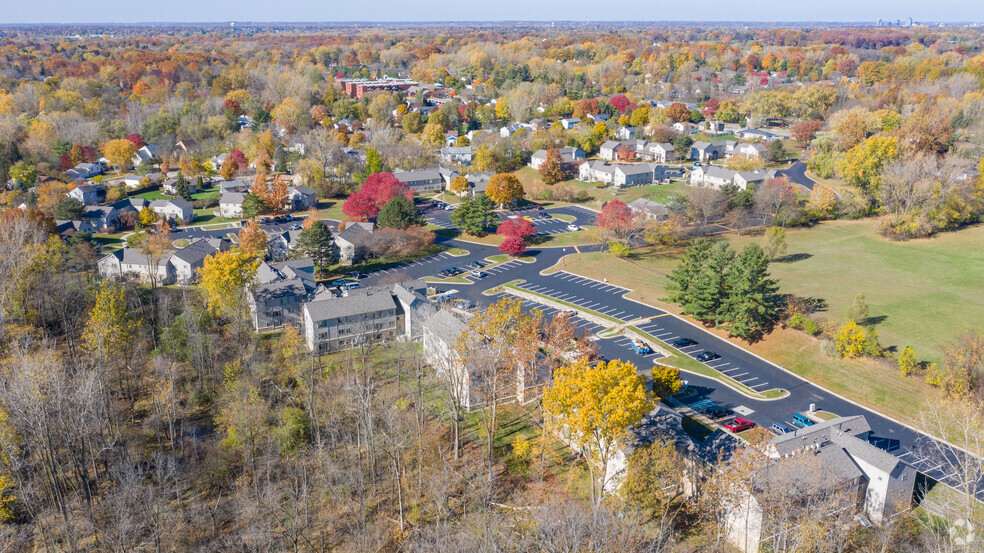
[529,146,585,170]
[149,198,194,223]
[287,185,317,211]
[218,192,246,218]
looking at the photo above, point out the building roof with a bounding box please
[423,308,471,344]
[171,239,219,265]
[220,192,246,205]
[393,168,443,184]
[305,288,398,321]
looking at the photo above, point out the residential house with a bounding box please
[560,118,581,130]
[131,144,162,166]
[98,248,174,285]
[267,229,303,261]
[736,128,781,142]
[614,126,638,140]
[393,168,444,193]
[65,162,103,180]
[149,198,194,223]
[733,169,777,190]
[124,174,146,189]
[55,219,96,237]
[302,280,431,352]
[580,162,665,188]
[169,238,230,284]
[68,183,105,205]
[627,198,669,221]
[439,146,474,165]
[219,192,246,218]
[287,185,317,211]
[599,141,622,161]
[529,146,585,170]
[83,205,120,231]
[210,153,229,172]
[250,258,322,331]
[727,416,915,553]
[690,141,733,162]
[730,143,768,159]
[647,142,677,163]
[673,122,699,135]
[587,113,610,123]
[162,177,198,195]
[334,222,375,264]
[219,180,247,194]
[175,140,198,153]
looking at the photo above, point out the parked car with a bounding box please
[725,418,755,433]
[470,270,487,278]
[446,266,462,275]
[353,272,368,279]
[671,338,697,348]
[290,223,302,230]
[330,278,353,287]
[770,423,793,435]
[532,205,543,210]
[284,214,293,221]
[444,204,455,210]
[340,281,360,291]
[469,260,485,269]
[695,351,721,362]
[703,407,733,420]
[541,212,551,218]
[566,224,579,231]
[438,270,451,278]
[791,413,815,428]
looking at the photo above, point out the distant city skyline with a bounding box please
[3,0,983,25]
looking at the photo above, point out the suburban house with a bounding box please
[393,168,444,193]
[690,140,735,162]
[614,126,638,140]
[439,146,474,165]
[98,238,231,285]
[734,169,777,190]
[162,177,198,195]
[422,308,551,412]
[727,416,915,553]
[500,124,531,137]
[219,192,246,218]
[601,141,677,163]
[560,118,581,130]
[302,280,432,352]
[267,229,303,261]
[736,128,781,142]
[175,140,198,153]
[123,174,144,189]
[689,165,737,188]
[65,162,103,180]
[529,146,586,170]
[334,222,375,263]
[672,121,699,135]
[68,183,105,205]
[579,161,666,188]
[287,185,317,211]
[83,205,120,231]
[731,143,769,159]
[149,198,194,223]
[131,144,162,166]
[250,258,322,331]
[647,142,677,163]
[628,198,669,221]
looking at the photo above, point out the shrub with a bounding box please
[575,190,590,201]
[593,181,607,189]
[194,197,219,209]
[802,319,820,336]
[787,312,805,330]
[820,338,838,358]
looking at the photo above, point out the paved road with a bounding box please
[777,160,815,191]
[420,201,598,236]
[354,214,977,497]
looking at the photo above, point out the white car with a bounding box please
[566,224,580,232]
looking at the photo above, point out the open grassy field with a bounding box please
[543,217,984,425]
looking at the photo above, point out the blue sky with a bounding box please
[3,0,982,24]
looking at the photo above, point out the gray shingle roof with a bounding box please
[304,288,398,320]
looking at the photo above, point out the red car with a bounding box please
[725,418,755,433]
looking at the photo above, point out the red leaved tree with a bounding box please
[610,95,631,114]
[125,133,145,149]
[596,200,639,244]
[342,172,414,220]
[497,218,537,239]
[499,236,527,256]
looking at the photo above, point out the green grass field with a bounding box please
[543,218,984,425]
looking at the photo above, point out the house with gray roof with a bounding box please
[169,238,230,284]
[690,165,739,188]
[98,247,175,285]
[83,205,120,231]
[287,185,317,211]
[219,192,246,218]
[68,182,105,206]
[393,168,444,193]
[250,258,321,331]
[728,416,916,553]
[628,198,669,222]
[302,280,431,353]
[65,162,103,180]
[267,229,303,261]
[529,146,585,170]
[439,146,474,165]
[149,198,194,223]
[334,222,375,264]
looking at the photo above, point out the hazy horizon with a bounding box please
[3,0,983,25]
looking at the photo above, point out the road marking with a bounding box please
[645,313,671,320]
[732,372,748,378]
[574,245,581,253]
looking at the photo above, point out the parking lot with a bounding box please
[514,272,638,322]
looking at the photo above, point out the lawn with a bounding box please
[542,217,982,425]
[94,233,126,252]
[192,209,241,226]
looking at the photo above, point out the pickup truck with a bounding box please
[630,339,653,355]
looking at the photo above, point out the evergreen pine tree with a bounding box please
[451,194,498,235]
[377,195,425,229]
[296,221,336,274]
[687,242,734,324]
[175,172,191,200]
[721,243,779,341]
[666,238,713,309]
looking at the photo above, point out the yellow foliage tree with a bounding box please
[103,138,138,170]
[198,248,261,346]
[650,363,683,398]
[484,173,525,207]
[834,319,867,358]
[543,357,654,505]
[449,175,470,196]
[82,282,138,364]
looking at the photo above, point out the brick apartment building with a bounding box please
[336,78,418,99]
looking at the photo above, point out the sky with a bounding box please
[2,0,983,24]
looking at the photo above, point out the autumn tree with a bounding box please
[791,119,823,143]
[82,282,138,372]
[103,139,138,171]
[220,155,238,180]
[238,221,268,254]
[666,102,691,123]
[267,175,289,212]
[484,173,525,207]
[596,199,640,247]
[544,357,654,506]
[839,135,900,196]
[538,148,567,184]
[498,236,527,256]
[198,248,262,350]
[449,176,470,196]
[342,172,413,220]
[650,364,683,399]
